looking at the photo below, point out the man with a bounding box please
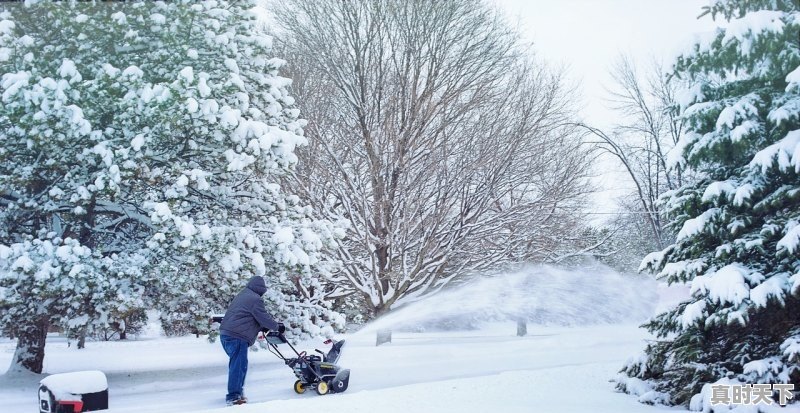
[220,275,285,406]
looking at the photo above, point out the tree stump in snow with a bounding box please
[376,329,392,346]
[516,319,527,337]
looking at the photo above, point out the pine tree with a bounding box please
[615,1,800,408]
[0,1,343,374]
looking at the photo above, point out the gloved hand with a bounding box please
[277,323,286,334]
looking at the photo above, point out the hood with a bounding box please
[246,276,267,296]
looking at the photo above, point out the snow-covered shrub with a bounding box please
[0,237,146,367]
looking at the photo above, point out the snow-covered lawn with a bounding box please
[2,279,796,413]
[1,324,672,413]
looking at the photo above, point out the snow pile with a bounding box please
[40,370,107,400]
[613,372,670,405]
[359,265,658,333]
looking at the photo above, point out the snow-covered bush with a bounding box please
[0,238,146,370]
[0,0,342,373]
[616,0,800,407]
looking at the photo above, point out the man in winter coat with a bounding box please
[220,275,285,405]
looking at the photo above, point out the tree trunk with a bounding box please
[77,332,86,349]
[372,303,389,319]
[371,297,399,320]
[11,318,49,374]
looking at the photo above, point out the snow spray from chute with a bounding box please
[356,265,659,335]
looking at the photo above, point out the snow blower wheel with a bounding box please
[316,381,329,395]
[294,380,306,394]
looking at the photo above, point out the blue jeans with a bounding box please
[220,335,249,402]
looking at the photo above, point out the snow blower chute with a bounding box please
[259,330,350,396]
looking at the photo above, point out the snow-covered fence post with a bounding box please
[376,329,392,346]
[516,319,527,337]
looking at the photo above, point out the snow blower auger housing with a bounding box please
[260,330,350,396]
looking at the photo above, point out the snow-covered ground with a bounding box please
[1,272,796,413]
[2,324,676,413]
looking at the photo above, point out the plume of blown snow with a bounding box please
[357,265,658,334]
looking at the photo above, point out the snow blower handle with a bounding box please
[257,324,307,361]
[260,322,285,334]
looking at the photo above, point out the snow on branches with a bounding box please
[0,0,342,372]
[621,0,800,408]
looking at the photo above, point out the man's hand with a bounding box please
[277,323,286,334]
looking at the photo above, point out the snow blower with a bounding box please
[259,330,350,396]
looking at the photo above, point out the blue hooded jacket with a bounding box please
[220,276,279,345]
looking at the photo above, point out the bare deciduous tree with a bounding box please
[581,55,688,251]
[274,0,592,316]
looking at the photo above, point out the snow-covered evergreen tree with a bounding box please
[0,0,343,374]
[616,0,800,408]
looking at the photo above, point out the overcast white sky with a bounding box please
[493,0,720,216]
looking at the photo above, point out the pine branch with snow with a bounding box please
[616,0,800,408]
